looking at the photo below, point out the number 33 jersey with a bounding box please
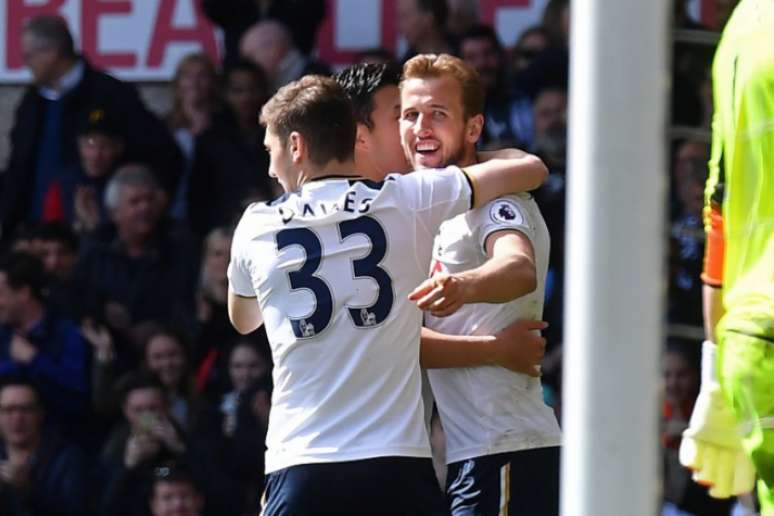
[228,168,473,473]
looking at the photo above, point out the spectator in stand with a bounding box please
[188,61,273,237]
[25,223,79,317]
[661,341,733,516]
[201,0,327,68]
[73,165,199,342]
[192,228,242,379]
[397,0,455,62]
[0,252,89,436]
[668,140,710,326]
[166,54,221,224]
[148,462,205,516]
[511,2,570,100]
[142,326,208,435]
[0,378,89,516]
[0,15,181,243]
[219,340,270,438]
[99,372,188,516]
[239,20,330,93]
[531,85,568,350]
[510,26,551,74]
[446,0,479,38]
[459,24,533,149]
[74,106,127,234]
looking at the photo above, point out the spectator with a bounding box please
[142,326,208,434]
[0,15,181,243]
[188,61,273,236]
[397,0,455,62]
[0,252,89,433]
[0,377,89,516]
[73,165,199,340]
[446,0,479,38]
[661,342,733,515]
[148,462,204,516]
[668,140,710,326]
[26,223,79,317]
[201,0,327,67]
[541,0,571,47]
[219,340,270,438]
[459,24,533,148]
[74,107,127,233]
[166,54,221,223]
[192,228,243,373]
[239,20,330,92]
[510,26,551,74]
[531,85,568,349]
[99,372,187,516]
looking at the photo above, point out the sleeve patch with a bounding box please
[489,199,525,226]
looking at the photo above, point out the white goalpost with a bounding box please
[561,0,669,514]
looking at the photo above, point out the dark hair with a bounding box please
[31,222,78,253]
[260,75,356,166]
[0,376,42,405]
[77,106,125,140]
[0,252,46,301]
[334,63,402,129]
[459,24,504,55]
[116,371,165,406]
[417,0,449,28]
[143,324,191,363]
[23,15,76,59]
[149,461,201,497]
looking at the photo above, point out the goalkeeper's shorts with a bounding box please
[719,325,774,514]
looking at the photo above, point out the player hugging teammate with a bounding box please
[228,55,560,516]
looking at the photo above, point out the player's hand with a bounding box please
[81,318,115,363]
[409,273,471,317]
[491,319,547,376]
[679,341,756,498]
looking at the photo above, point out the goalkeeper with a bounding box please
[679,0,774,512]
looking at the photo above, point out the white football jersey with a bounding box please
[228,168,473,473]
[426,194,562,464]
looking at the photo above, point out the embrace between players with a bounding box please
[227,54,561,516]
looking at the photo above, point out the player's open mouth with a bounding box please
[415,140,440,155]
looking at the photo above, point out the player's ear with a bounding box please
[354,123,370,152]
[289,131,305,164]
[465,114,484,144]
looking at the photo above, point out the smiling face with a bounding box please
[399,75,482,170]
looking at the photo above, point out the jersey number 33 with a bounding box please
[276,215,394,338]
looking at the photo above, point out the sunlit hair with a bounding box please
[401,53,485,119]
[168,53,220,130]
[260,75,356,166]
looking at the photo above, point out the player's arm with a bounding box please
[227,288,263,335]
[701,200,725,341]
[410,230,536,316]
[420,319,546,376]
[463,153,548,210]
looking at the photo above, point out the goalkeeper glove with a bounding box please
[679,340,756,498]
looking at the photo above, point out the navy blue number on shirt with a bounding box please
[276,216,394,338]
[276,228,334,339]
[340,217,394,327]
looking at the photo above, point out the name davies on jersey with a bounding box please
[277,189,375,224]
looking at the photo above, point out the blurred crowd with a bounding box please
[0,0,733,515]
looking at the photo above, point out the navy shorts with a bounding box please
[261,456,448,516]
[446,447,560,516]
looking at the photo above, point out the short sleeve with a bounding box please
[470,195,536,253]
[227,213,257,298]
[394,166,474,241]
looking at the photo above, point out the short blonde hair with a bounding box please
[401,53,485,119]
